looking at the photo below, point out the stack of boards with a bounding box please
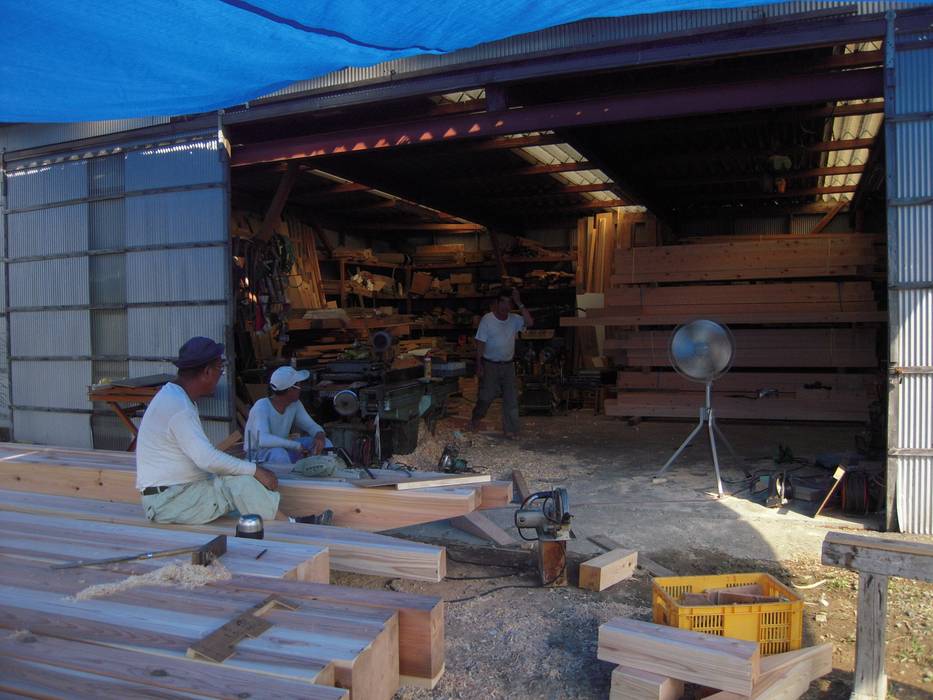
[562,233,884,422]
[0,509,446,699]
[0,441,501,697]
[598,618,832,700]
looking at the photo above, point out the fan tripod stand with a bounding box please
[654,381,738,497]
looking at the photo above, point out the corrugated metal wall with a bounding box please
[887,16,933,534]
[0,132,232,448]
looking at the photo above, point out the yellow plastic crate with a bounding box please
[652,572,803,656]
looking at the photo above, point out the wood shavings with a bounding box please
[8,629,35,641]
[71,560,232,601]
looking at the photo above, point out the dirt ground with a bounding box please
[338,411,932,700]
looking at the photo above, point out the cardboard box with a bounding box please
[450,272,473,285]
[410,271,434,295]
[457,284,477,295]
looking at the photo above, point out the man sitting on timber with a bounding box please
[244,365,332,475]
[468,287,533,439]
[136,337,330,525]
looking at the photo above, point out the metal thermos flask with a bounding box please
[236,513,264,539]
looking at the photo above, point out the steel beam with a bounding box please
[234,69,883,167]
[660,164,866,188]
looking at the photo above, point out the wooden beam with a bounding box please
[597,618,760,695]
[821,531,933,582]
[450,512,518,547]
[809,198,849,234]
[233,70,883,167]
[660,164,866,188]
[684,186,856,203]
[258,160,299,241]
[705,643,833,700]
[579,548,638,591]
[466,133,566,151]
[0,632,347,700]
[610,667,683,700]
[487,228,508,278]
[0,445,479,533]
[511,469,531,503]
[219,574,444,686]
[348,222,485,231]
[486,183,616,198]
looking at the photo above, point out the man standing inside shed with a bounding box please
[469,288,533,438]
[136,337,329,525]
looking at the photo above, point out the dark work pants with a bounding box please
[471,359,520,434]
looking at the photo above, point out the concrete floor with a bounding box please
[394,414,881,563]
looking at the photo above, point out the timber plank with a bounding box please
[579,549,638,591]
[597,618,760,695]
[562,311,887,327]
[0,443,478,531]
[0,510,329,582]
[0,632,347,700]
[610,666,683,700]
[217,575,445,685]
[0,488,445,582]
[604,395,870,422]
[0,560,398,699]
[450,511,518,546]
[705,643,833,700]
[822,531,933,582]
[353,473,491,490]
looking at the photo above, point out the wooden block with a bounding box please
[588,535,675,577]
[705,643,833,700]
[219,574,445,685]
[611,666,684,700]
[597,618,760,695]
[450,511,517,547]
[579,549,638,591]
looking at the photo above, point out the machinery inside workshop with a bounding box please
[310,330,462,465]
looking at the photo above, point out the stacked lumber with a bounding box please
[0,443,509,531]
[610,234,879,285]
[0,489,447,582]
[0,509,446,699]
[598,617,832,700]
[562,232,884,422]
[413,243,466,266]
[576,211,626,293]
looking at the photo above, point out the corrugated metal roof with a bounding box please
[256,3,908,105]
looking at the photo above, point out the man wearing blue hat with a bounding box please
[244,366,332,474]
[135,337,330,525]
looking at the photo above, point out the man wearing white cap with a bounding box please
[245,366,331,474]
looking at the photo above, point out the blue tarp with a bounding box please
[1,1,826,122]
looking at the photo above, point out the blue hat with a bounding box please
[174,337,224,369]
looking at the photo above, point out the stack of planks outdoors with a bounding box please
[562,233,885,422]
[598,618,832,700]
[0,507,447,699]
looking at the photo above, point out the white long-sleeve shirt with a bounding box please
[136,382,255,490]
[244,398,325,451]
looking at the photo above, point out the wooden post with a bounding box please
[487,229,507,280]
[258,161,299,241]
[538,540,567,586]
[852,572,888,700]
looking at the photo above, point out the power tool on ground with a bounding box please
[514,488,573,586]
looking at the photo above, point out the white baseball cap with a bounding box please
[269,366,310,391]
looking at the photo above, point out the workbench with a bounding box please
[88,375,173,450]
